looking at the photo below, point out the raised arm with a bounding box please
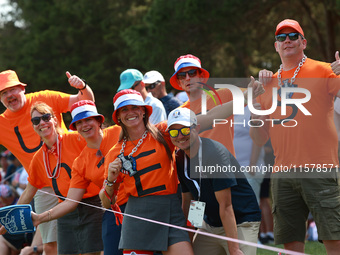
[249,102,270,146]
[197,76,264,131]
[331,51,340,76]
[100,158,121,207]
[67,71,95,108]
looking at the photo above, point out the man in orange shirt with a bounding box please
[169,54,235,156]
[250,19,340,254]
[0,70,94,255]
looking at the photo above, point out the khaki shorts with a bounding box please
[271,169,340,244]
[34,187,58,244]
[193,220,260,255]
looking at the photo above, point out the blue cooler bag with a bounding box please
[0,204,35,234]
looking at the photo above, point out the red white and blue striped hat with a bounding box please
[169,54,210,91]
[112,89,153,125]
[69,100,104,131]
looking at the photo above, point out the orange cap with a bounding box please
[275,19,304,37]
[0,70,26,92]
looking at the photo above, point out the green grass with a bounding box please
[256,241,327,255]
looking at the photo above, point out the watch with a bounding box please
[33,246,38,253]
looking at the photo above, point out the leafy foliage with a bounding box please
[0,0,339,121]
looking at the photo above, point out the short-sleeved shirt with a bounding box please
[27,132,99,202]
[176,137,261,227]
[257,58,340,167]
[0,90,70,170]
[181,88,235,156]
[104,122,178,198]
[145,93,167,124]
[159,94,182,116]
[70,126,128,205]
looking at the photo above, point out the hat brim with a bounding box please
[117,82,133,92]
[275,25,304,36]
[69,111,105,131]
[112,99,153,125]
[166,120,191,131]
[0,82,26,92]
[169,63,210,90]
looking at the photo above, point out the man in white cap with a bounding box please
[251,19,340,254]
[143,70,182,115]
[167,107,261,255]
[169,54,236,156]
[117,69,166,124]
[0,69,94,255]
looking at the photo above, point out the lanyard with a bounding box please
[183,138,202,200]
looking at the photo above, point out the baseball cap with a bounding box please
[167,108,197,130]
[170,54,210,91]
[117,69,143,92]
[112,89,153,125]
[275,19,304,37]
[69,100,104,131]
[143,71,165,84]
[0,70,27,92]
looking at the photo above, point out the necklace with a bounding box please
[118,130,148,176]
[278,54,307,87]
[43,135,62,179]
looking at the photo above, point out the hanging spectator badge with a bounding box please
[188,200,205,228]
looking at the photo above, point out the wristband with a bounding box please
[105,178,115,187]
[33,246,38,253]
[249,116,263,127]
[47,209,52,221]
[79,83,87,91]
[78,78,87,95]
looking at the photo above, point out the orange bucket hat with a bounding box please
[0,70,27,92]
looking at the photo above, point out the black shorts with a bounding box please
[3,232,33,250]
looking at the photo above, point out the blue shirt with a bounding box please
[159,94,182,116]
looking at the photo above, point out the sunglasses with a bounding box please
[168,125,195,138]
[131,81,141,90]
[275,32,302,42]
[31,113,52,125]
[145,81,160,90]
[177,69,199,80]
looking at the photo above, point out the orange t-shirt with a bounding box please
[181,88,235,156]
[0,90,70,170]
[27,132,99,202]
[104,122,178,198]
[70,125,128,205]
[257,58,340,168]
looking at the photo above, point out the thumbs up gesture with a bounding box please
[66,71,86,90]
[331,51,340,75]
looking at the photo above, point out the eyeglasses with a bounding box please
[31,113,52,125]
[177,69,199,80]
[145,81,160,90]
[168,125,195,138]
[131,81,141,90]
[275,32,302,42]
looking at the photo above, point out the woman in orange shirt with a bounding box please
[11,101,102,255]
[30,100,125,255]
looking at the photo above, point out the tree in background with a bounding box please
[0,0,339,121]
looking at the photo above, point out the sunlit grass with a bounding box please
[256,241,327,255]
